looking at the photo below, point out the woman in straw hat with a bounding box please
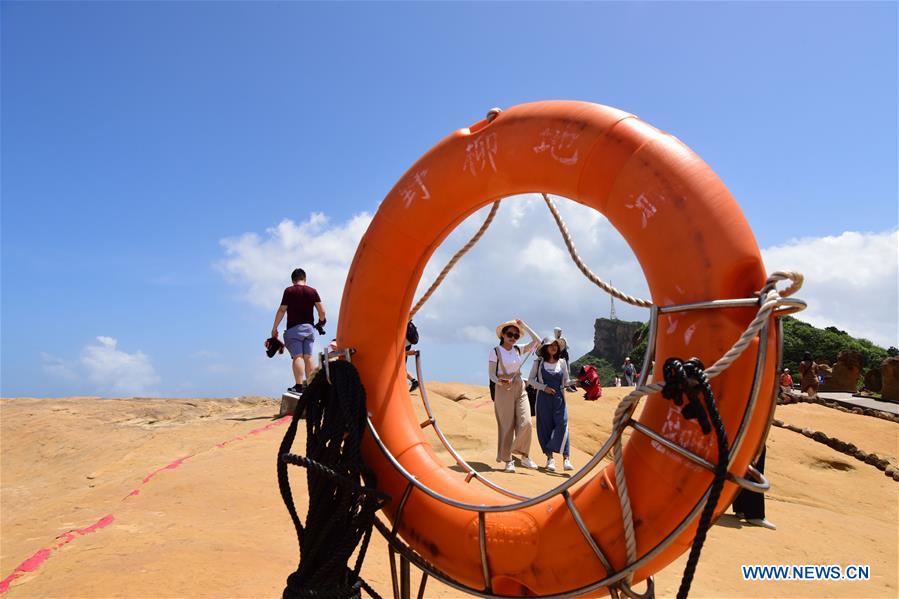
[528,336,573,472]
[489,318,541,472]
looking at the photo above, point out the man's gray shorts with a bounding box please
[285,324,315,357]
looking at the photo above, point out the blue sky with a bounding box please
[2,1,897,398]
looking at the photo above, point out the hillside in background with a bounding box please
[781,317,894,374]
[572,317,895,388]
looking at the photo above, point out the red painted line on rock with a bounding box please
[140,455,194,484]
[0,515,114,593]
[1,415,291,594]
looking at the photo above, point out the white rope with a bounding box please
[610,271,802,582]
[542,193,653,308]
[409,201,501,319]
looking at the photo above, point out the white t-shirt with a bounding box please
[541,360,563,374]
[488,345,526,375]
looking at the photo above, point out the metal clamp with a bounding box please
[318,347,356,384]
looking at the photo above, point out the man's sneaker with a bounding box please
[563,458,574,471]
[545,457,556,472]
[519,457,539,470]
[504,461,516,473]
[409,379,419,393]
[288,384,303,394]
[747,518,776,530]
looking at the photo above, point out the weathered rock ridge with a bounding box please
[588,318,644,369]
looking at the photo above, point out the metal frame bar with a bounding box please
[389,547,400,599]
[562,490,615,574]
[363,294,803,598]
[416,572,429,599]
[391,482,415,535]
[319,347,357,384]
[628,420,769,492]
[400,557,411,599]
[410,349,529,500]
[478,512,491,592]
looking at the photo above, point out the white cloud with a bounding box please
[42,337,160,396]
[218,200,897,387]
[459,325,498,345]
[217,213,373,321]
[41,352,78,381]
[762,230,898,348]
[80,336,160,396]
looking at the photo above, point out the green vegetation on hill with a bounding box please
[620,318,892,377]
[628,323,650,367]
[781,317,892,373]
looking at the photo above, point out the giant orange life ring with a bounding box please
[337,101,778,595]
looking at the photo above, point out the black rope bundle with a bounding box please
[661,357,730,599]
[277,360,388,599]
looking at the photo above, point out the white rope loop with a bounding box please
[763,270,804,299]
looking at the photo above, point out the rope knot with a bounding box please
[661,357,712,434]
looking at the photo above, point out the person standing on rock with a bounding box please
[271,268,326,394]
[553,327,570,362]
[528,336,573,472]
[799,352,819,398]
[622,357,637,386]
[780,368,794,391]
[732,448,776,529]
[489,319,541,473]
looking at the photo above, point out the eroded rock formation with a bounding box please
[881,356,899,402]
[820,350,863,393]
[589,318,643,369]
[864,367,883,392]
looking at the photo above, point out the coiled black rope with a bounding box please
[277,360,389,599]
[661,357,730,599]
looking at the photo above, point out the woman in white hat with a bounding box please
[489,318,541,472]
[528,336,573,472]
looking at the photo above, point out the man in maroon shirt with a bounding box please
[271,268,326,393]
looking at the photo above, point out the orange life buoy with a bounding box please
[337,101,777,595]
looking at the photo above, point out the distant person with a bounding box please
[489,319,541,473]
[271,268,326,394]
[553,327,570,362]
[733,448,775,529]
[528,337,573,472]
[779,368,793,391]
[622,357,637,386]
[799,352,819,398]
